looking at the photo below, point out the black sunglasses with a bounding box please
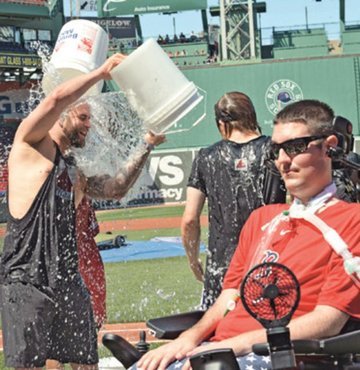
[269,135,327,160]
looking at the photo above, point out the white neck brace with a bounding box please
[289,182,337,218]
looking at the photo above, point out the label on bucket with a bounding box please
[55,24,98,56]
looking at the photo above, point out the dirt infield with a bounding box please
[0,215,208,237]
[98,214,208,233]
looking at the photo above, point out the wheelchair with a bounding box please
[103,310,360,370]
[103,262,360,370]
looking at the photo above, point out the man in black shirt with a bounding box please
[181,91,286,308]
[1,53,165,369]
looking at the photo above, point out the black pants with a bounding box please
[1,280,98,367]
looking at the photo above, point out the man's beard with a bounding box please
[69,130,85,148]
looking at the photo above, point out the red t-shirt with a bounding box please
[76,197,106,328]
[212,201,360,341]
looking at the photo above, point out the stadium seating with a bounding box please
[0,41,30,53]
[273,27,329,59]
[162,41,209,66]
[342,24,360,54]
[108,40,210,67]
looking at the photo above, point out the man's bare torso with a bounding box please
[7,134,84,219]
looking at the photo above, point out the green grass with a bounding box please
[105,256,204,323]
[100,223,208,323]
[0,204,209,367]
[0,256,206,369]
[96,204,184,222]
[96,204,208,222]
[0,255,204,369]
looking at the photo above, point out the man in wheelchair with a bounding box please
[123,100,360,370]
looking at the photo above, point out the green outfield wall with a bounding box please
[2,54,360,215]
[154,55,360,151]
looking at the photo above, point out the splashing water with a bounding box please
[69,93,146,178]
[21,42,200,321]
[35,40,68,97]
[249,211,290,268]
[156,289,176,301]
[18,41,53,116]
[27,41,147,179]
[31,40,52,62]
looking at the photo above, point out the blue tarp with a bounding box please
[99,237,206,263]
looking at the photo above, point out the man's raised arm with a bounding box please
[85,131,166,200]
[15,53,126,146]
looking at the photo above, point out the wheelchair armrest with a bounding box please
[253,330,360,356]
[253,339,321,356]
[102,333,142,368]
[321,329,360,355]
[146,310,205,339]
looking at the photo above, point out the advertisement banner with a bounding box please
[0,89,30,120]
[0,54,41,69]
[97,0,207,17]
[71,17,137,39]
[92,148,198,210]
[0,145,199,220]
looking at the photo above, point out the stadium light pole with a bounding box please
[75,0,80,17]
[248,0,256,59]
[339,0,345,32]
[219,0,228,60]
[173,17,176,37]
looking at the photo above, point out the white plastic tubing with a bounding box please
[296,211,360,284]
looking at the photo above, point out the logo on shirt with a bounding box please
[261,250,280,263]
[56,187,72,201]
[234,158,248,171]
[279,229,292,236]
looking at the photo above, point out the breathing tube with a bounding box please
[288,181,360,289]
[227,184,359,317]
[254,182,359,288]
[290,209,360,288]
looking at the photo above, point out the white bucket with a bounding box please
[42,20,109,96]
[110,38,203,133]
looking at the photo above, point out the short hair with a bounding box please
[214,91,259,136]
[274,99,335,136]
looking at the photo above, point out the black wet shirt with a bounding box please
[188,136,285,277]
[2,148,79,289]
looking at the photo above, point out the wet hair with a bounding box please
[214,91,260,137]
[274,99,335,137]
